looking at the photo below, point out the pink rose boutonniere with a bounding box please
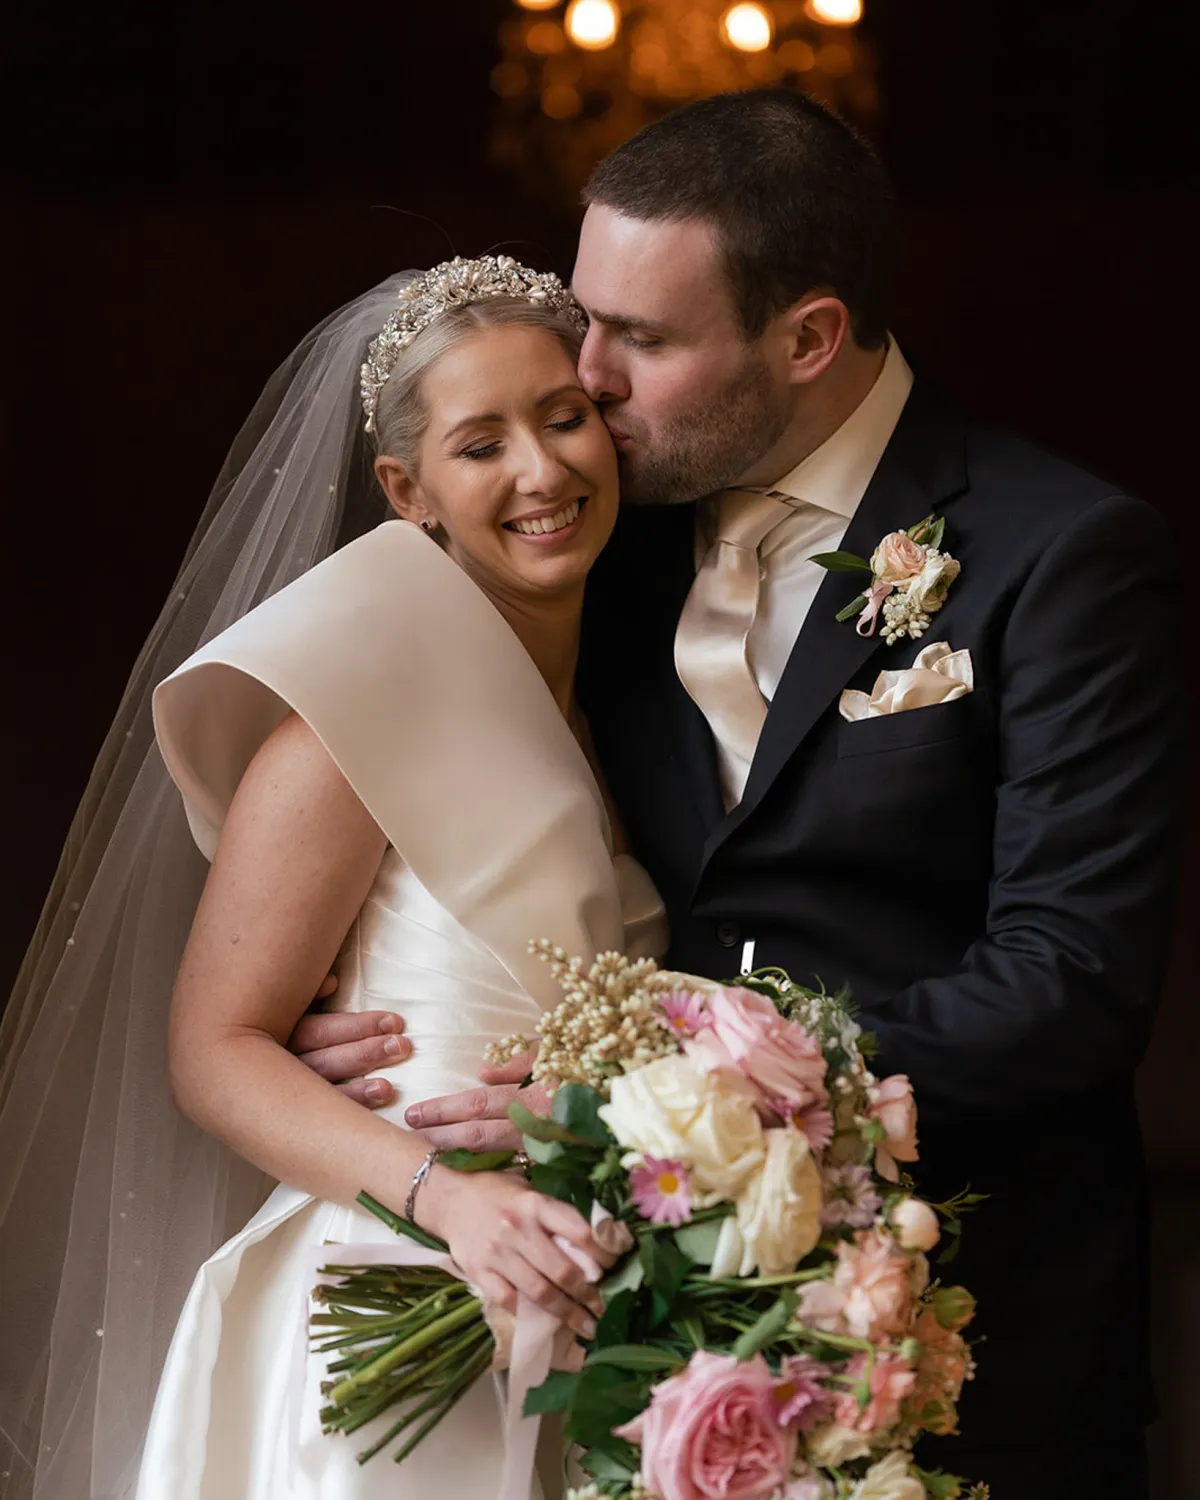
[811,513,960,644]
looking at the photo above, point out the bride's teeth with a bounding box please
[511,499,582,536]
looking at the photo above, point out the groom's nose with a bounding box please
[577,328,631,405]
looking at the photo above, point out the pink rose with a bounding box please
[796,1230,916,1342]
[686,987,828,1115]
[868,1074,919,1182]
[870,531,926,584]
[615,1351,796,1500]
[834,1352,916,1437]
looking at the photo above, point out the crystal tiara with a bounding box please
[359,255,587,434]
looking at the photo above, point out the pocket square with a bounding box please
[839,641,973,722]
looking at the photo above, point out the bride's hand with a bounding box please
[421,1169,612,1340]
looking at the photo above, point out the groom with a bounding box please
[293,91,1184,1496]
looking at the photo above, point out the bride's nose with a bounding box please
[510,431,571,497]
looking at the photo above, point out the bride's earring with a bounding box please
[419,518,436,534]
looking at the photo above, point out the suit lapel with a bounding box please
[705,379,971,858]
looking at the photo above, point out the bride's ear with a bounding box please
[374,455,432,528]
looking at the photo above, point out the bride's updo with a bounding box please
[372,299,585,469]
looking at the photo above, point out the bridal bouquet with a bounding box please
[313,949,986,1500]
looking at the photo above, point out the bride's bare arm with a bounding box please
[168,712,608,1333]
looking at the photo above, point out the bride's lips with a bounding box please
[502,495,589,545]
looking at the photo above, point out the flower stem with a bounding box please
[328,1296,481,1405]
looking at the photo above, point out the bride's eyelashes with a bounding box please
[459,410,590,462]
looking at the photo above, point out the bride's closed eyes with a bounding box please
[459,408,592,462]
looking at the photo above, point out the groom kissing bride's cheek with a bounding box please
[296,91,1183,1499]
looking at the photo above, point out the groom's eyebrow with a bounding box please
[582,308,669,336]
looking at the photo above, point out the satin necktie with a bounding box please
[674,489,793,804]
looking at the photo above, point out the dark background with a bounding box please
[5,0,1199,1490]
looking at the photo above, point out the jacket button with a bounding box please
[715,921,741,948]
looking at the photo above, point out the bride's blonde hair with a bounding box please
[373,299,586,471]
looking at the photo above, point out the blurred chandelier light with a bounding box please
[493,0,874,205]
[721,3,773,53]
[806,0,863,24]
[565,0,621,49]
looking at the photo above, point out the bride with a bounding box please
[0,259,668,1499]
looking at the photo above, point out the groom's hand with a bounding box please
[404,1050,545,1151]
[287,975,411,1108]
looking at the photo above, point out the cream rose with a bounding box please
[904,553,960,616]
[598,1053,765,1201]
[804,1421,871,1468]
[888,1196,940,1252]
[732,1126,823,1276]
[870,531,926,585]
[850,1451,927,1500]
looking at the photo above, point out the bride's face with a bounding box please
[378,324,619,602]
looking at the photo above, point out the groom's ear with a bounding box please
[374,456,431,527]
[775,294,850,389]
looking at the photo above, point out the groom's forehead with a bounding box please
[572,207,733,323]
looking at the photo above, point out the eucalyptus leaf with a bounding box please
[809,550,872,572]
[600,1255,646,1302]
[674,1218,722,1266]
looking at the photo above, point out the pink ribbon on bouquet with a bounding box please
[293,1237,573,1500]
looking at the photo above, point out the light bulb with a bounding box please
[721,3,774,53]
[515,0,561,11]
[565,0,620,50]
[807,0,862,25]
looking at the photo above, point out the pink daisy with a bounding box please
[771,1354,835,1431]
[630,1156,693,1226]
[659,990,710,1039]
[820,1163,882,1229]
[765,1099,835,1154]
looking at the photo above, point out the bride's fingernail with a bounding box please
[378,1015,400,1033]
[383,1035,408,1058]
[579,1315,597,1338]
[364,1079,392,1105]
[405,1105,422,1126]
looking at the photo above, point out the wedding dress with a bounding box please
[134,520,667,1500]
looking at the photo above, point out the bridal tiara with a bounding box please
[360,255,587,433]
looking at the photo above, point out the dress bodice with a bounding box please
[330,849,667,1120]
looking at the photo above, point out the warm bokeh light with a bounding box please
[778,38,816,72]
[542,82,584,118]
[526,20,567,54]
[806,0,862,25]
[515,0,561,11]
[816,40,853,75]
[565,0,620,49]
[721,3,773,52]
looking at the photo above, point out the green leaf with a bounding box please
[552,1083,611,1143]
[564,1367,650,1447]
[437,1148,515,1173]
[678,1315,706,1350]
[912,1465,964,1499]
[674,1219,722,1266]
[525,1137,567,1166]
[595,1287,635,1347]
[732,1291,798,1361]
[906,513,936,541]
[507,1101,596,1146]
[590,1145,624,1187]
[926,516,946,551]
[584,1344,685,1373]
[522,1369,580,1417]
[600,1254,645,1303]
[578,1441,639,1482]
[835,594,868,623]
[809,550,873,572]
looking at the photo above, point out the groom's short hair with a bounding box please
[584,89,894,349]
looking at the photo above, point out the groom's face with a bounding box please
[573,206,791,506]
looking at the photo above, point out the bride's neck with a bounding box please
[490,587,584,718]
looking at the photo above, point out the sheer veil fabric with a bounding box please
[0,273,415,1499]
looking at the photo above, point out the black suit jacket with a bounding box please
[579,378,1186,1449]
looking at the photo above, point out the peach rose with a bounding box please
[796,1229,915,1342]
[870,531,927,585]
[907,1305,973,1436]
[888,1196,940,1252]
[834,1352,916,1438]
[868,1075,919,1182]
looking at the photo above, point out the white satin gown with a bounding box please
[136,522,668,1500]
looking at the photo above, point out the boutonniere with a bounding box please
[810,513,961,644]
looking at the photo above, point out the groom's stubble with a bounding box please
[609,347,791,509]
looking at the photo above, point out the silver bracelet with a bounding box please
[404,1148,442,1223]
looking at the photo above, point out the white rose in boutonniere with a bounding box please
[810,513,960,646]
